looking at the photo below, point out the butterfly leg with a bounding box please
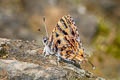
[55,52,62,66]
[43,46,51,57]
[43,47,46,54]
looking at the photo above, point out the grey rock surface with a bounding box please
[0,59,67,80]
[0,38,104,80]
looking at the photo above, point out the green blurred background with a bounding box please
[0,0,120,79]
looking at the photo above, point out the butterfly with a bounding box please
[42,15,95,68]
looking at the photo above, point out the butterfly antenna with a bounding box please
[88,60,95,70]
[42,16,48,37]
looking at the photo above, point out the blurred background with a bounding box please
[0,0,120,79]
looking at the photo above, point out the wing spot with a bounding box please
[61,48,64,51]
[81,54,83,57]
[71,39,75,43]
[57,40,61,44]
[71,30,75,36]
[56,32,59,37]
[63,30,68,35]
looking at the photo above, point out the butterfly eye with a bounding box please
[42,37,49,45]
[44,39,47,43]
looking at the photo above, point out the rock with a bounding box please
[0,59,98,80]
[0,59,67,80]
[96,77,106,80]
[0,38,104,80]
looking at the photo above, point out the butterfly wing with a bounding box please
[44,15,85,62]
[58,15,81,42]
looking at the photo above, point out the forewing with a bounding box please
[47,15,84,62]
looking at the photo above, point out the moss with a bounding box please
[98,56,103,62]
[72,0,81,4]
[93,18,120,59]
[114,33,120,46]
[106,32,120,58]
[97,19,110,36]
[107,45,120,58]
[93,18,110,45]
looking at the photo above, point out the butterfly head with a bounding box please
[42,37,49,45]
